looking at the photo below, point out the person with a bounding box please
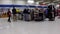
[12,7,17,21]
[44,8,48,18]
[47,5,56,21]
[23,8,30,21]
[23,8,27,21]
[30,9,34,20]
[57,7,60,18]
[16,9,20,20]
[7,9,11,22]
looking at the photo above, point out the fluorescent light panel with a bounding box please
[27,0,34,3]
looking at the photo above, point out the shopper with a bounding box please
[12,7,17,21]
[57,7,60,18]
[47,5,55,21]
[16,9,20,20]
[23,8,26,21]
[44,9,48,18]
[7,9,11,22]
[23,9,30,21]
[31,9,34,20]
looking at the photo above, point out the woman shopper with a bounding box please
[7,9,11,22]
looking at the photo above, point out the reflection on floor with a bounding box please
[0,17,60,34]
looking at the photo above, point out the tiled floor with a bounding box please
[0,17,60,34]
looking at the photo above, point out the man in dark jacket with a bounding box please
[12,7,17,21]
[23,8,30,21]
[12,7,16,14]
[47,5,56,21]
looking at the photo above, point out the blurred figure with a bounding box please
[7,9,11,22]
[47,5,56,21]
[12,7,17,21]
[23,8,30,21]
[44,8,48,18]
[16,9,20,20]
[30,9,34,20]
[23,8,27,21]
[16,9,22,20]
[57,7,60,18]
[16,9,20,14]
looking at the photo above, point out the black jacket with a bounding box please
[12,9,16,14]
[23,9,30,14]
[47,5,56,17]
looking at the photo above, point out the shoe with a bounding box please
[8,21,11,22]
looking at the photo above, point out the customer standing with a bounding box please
[31,9,34,20]
[12,7,17,21]
[23,8,30,21]
[7,9,11,22]
[57,7,60,18]
[47,5,55,21]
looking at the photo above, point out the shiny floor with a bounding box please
[0,17,60,34]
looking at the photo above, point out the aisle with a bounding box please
[0,17,60,34]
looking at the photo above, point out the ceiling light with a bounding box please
[27,0,34,4]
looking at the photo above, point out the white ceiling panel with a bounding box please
[14,0,27,5]
[0,0,13,4]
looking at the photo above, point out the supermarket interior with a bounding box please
[0,0,60,34]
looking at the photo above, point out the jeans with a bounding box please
[8,16,11,22]
[23,14,30,21]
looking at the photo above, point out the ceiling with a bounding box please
[13,0,57,2]
[0,0,59,2]
[34,0,56,2]
[0,0,60,4]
